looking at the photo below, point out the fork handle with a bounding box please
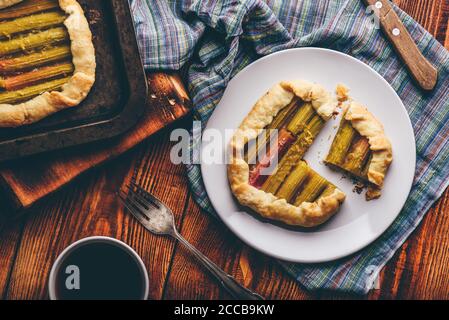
[173,232,264,300]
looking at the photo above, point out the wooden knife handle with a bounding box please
[363,0,437,90]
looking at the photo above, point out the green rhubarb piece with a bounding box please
[325,116,357,166]
[286,102,315,135]
[342,136,371,175]
[261,115,324,194]
[0,46,71,73]
[275,161,309,202]
[0,76,69,104]
[0,27,68,56]
[245,98,298,164]
[0,62,73,90]
[294,172,328,205]
[0,0,59,20]
[0,12,66,39]
[319,184,337,198]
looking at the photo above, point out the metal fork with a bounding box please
[119,181,264,300]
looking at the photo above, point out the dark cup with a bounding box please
[48,236,149,300]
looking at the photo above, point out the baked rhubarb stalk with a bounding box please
[261,111,324,194]
[342,136,371,176]
[248,100,330,201]
[320,184,337,198]
[249,128,296,189]
[0,27,68,56]
[325,116,357,166]
[0,76,69,104]
[0,46,71,73]
[286,102,315,135]
[275,161,309,202]
[0,12,66,38]
[325,114,374,182]
[244,98,298,164]
[0,0,59,20]
[0,62,73,90]
[293,171,329,205]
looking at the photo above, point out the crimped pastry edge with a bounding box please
[0,0,96,127]
[344,101,393,189]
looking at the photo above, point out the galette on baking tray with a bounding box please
[0,0,95,127]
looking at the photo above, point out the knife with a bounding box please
[362,0,438,91]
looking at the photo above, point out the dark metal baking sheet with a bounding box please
[0,0,147,161]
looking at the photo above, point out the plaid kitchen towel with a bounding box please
[129,0,449,294]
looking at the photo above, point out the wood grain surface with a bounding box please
[0,72,190,210]
[0,0,448,300]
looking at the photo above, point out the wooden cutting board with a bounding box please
[0,72,191,212]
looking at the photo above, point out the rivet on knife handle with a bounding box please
[363,0,438,91]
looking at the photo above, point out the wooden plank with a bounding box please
[4,129,190,299]
[393,0,449,45]
[163,196,311,300]
[162,199,225,299]
[4,152,136,299]
[0,72,190,211]
[372,193,449,299]
[0,216,24,299]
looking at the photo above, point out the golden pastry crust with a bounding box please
[228,80,345,227]
[0,0,96,127]
[336,83,350,102]
[344,101,393,188]
[280,80,339,121]
[230,81,339,146]
[0,0,22,9]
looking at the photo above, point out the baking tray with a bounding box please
[0,0,148,161]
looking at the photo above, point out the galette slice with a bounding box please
[228,80,345,227]
[325,101,393,200]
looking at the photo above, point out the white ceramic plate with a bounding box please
[200,48,415,263]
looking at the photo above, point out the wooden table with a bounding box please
[0,0,448,300]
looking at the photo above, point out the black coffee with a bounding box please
[55,242,145,300]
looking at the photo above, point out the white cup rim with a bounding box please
[48,236,149,300]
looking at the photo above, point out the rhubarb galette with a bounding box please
[0,0,96,127]
[227,80,392,227]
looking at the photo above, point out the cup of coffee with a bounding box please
[48,236,149,300]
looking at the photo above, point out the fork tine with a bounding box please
[129,181,153,198]
[129,180,142,189]
[145,193,167,212]
[122,189,155,217]
[125,184,160,211]
[122,184,141,198]
[129,181,165,209]
[129,180,145,193]
[118,193,150,225]
[118,188,130,198]
[118,190,139,211]
[125,182,148,201]
[125,186,149,208]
